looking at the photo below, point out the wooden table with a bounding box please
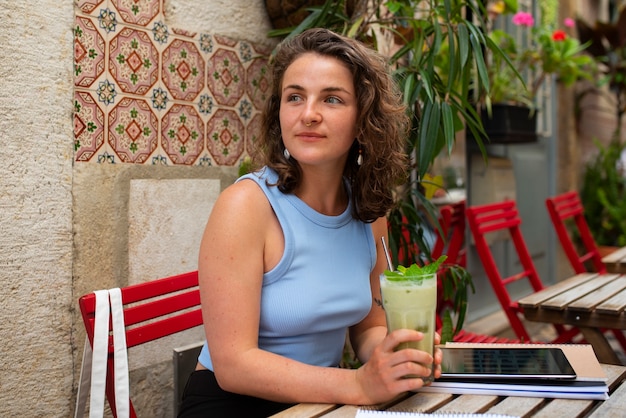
[270,364,626,417]
[602,247,626,274]
[518,273,626,365]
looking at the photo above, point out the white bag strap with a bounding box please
[109,288,130,418]
[89,289,111,418]
[74,289,129,418]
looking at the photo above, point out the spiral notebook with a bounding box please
[356,411,516,418]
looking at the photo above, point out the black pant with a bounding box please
[177,370,295,417]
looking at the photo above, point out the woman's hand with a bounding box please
[432,333,443,379]
[354,330,442,404]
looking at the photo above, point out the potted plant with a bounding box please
[264,0,509,339]
[580,138,626,250]
[472,0,595,144]
[577,6,626,250]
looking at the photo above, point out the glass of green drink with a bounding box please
[379,265,438,383]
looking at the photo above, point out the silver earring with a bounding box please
[283,148,290,159]
[357,147,363,166]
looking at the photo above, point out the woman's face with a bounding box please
[279,52,358,170]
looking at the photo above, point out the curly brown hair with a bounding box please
[252,28,409,222]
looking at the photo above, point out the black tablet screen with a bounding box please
[440,347,577,380]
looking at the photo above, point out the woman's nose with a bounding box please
[302,102,321,126]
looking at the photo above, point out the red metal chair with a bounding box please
[432,200,467,268]
[545,190,606,274]
[466,200,580,343]
[390,201,466,322]
[450,329,522,343]
[431,201,524,343]
[78,271,202,418]
[432,201,466,329]
[546,191,626,351]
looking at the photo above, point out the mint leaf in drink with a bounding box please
[383,255,448,281]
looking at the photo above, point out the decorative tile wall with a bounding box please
[73,0,271,166]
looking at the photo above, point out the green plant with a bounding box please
[268,0,503,168]
[482,0,594,109]
[238,155,254,177]
[576,5,626,247]
[580,138,626,247]
[266,0,500,337]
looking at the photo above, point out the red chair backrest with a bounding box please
[78,271,202,418]
[466,200,580,344]
[432,200,467,267]
[466,200,548,342]
[545,191,606,274]
[431,201,468,331]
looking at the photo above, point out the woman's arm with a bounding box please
[198,185,435,405]
[348,217,443,395]
[348,217,389,362]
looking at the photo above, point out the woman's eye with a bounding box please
[326,96,342,104]
[286,94,302,102]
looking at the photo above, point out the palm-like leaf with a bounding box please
[267,0,518,337]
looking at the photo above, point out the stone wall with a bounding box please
[0,1,75,415]
[0,1,273,417]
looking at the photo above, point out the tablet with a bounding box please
[439,347,577,380]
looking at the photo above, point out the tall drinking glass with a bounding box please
[379,271,437,383]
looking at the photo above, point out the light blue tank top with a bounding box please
[198,167,376,369]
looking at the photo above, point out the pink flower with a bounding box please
[564,18,575,28]
[512,11,534,27]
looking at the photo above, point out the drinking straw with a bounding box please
[381,237,394,271]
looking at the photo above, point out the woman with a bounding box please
[178,28,442,417]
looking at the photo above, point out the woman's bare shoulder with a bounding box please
[210,178,273,225]
[200,177,277,273]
